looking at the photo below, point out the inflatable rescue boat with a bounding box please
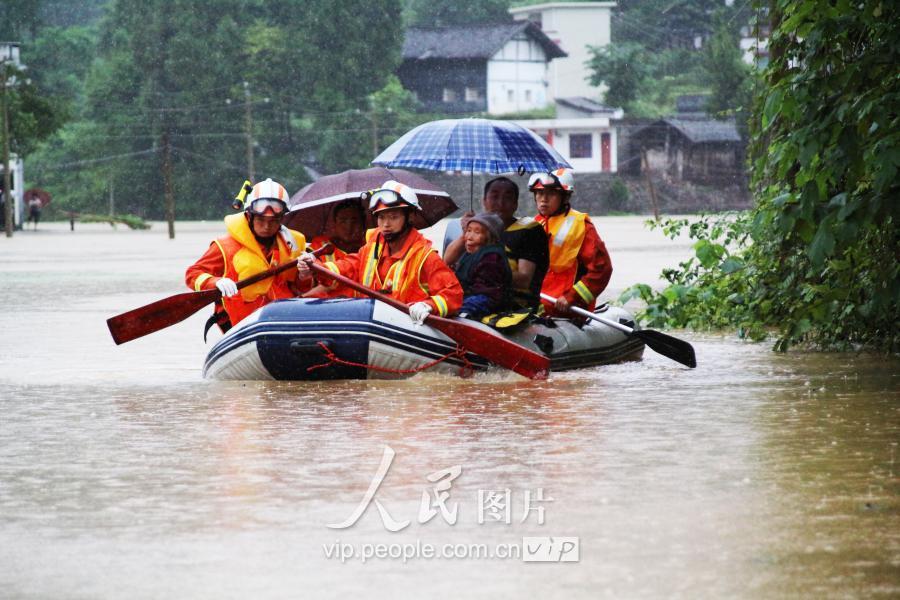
[203,298,644,380]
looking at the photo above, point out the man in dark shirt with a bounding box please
[443,177,549,308]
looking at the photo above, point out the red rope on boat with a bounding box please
[306,341,474,377]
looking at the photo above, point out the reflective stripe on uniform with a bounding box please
[431,294,448,317]
[194,273,213,291]
[573,280,594,304]
[552,215,577,248]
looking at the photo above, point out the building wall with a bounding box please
[550,128,617,173]
[397,58,487,113]
[510,2,615,101]
[0,156,25,228]
[486,35,550,114]
[514,118,619,173]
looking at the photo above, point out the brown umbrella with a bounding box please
[24,188,52,208]
[283,167,456,238]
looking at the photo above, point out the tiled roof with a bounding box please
[639,118,742,143]
[402,22,567,61]
[556,96,618,114]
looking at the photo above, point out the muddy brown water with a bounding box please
[1,220,897,599]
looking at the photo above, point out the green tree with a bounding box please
[586,42,649,110]
[26,26,97,113]
[29,0,407,223]
[2,59,65,235]
[622,0,900,352]
[612,0,747,50]
[703,18,753,123]
[404,0,510,27]
[0,0,43,40]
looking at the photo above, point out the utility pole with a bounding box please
[371,109,379,158]
[162,128,175,239]
[641,149,661,221]
[108,177,115,217]
[2,61,12,238]
[243,81,255,182]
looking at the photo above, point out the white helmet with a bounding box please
[528,168,575,193]
[245,178,289,215]
[366,180,422,214]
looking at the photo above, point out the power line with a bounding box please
[34,148,157,171]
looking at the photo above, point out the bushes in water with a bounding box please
[620,2,899,352]
[78,214,150,230]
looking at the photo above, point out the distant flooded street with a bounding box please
[1,219,897,599]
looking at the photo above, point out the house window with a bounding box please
[442,88,458,103]
[465,87,481,102]
[507,89,514,103]
[524,89,532,103]
[569,134,593,159]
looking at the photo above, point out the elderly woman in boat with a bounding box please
[443,176,549,310]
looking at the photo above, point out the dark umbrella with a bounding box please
[24,188,52,208]
[283,167,457,238]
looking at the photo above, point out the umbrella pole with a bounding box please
[469,167,474,212]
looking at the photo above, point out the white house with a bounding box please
[509,2,616,102]
[514,97,624,173]
[739,24,770,67]
[398,22,566,115]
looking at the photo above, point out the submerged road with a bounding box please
[0,219,897,598]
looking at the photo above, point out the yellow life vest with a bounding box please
[544,209,587,272]
[218,213,306,302]
[358,229,435,302]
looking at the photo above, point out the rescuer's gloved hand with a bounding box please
[409,302,433,326]
[215,278,239,298]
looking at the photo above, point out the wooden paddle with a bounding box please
[541,293,697,368]
[308,262,550,380]
[107,260,303,345]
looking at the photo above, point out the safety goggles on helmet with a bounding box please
[363,181,422,213]
[367,189,406,211]
[528,169,574,192]
[246,198,287,216]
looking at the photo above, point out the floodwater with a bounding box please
[1,219,897,599]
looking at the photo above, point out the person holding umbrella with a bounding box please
[185,178,308,330]
[297,180,462,325]
[302,200,366,298]
[443,176,549,309]
[530,168,613,318]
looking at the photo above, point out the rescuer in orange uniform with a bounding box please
[302,199,366,298]
[297,180,462,325]
[530,168,612,318]
[185,178,308,330]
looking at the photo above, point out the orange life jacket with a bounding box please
[356,228,449,315]
[537,209,596,309]
[213,214,306,324]
[308,235,357,297]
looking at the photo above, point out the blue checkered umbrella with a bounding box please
[372,118,571,174]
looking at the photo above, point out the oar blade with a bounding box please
[428,316,550,380]
[634,329,697,368]
[107,289,219,345]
